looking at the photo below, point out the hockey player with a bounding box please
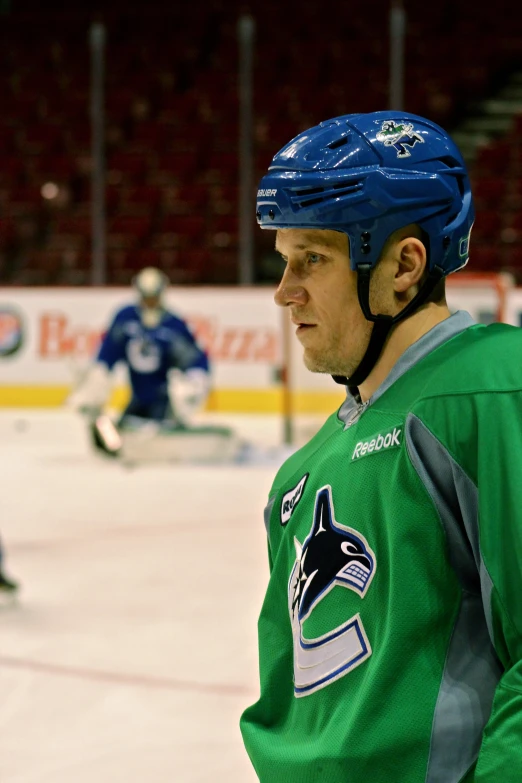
[240,112,522,782]
[68,267,211,455]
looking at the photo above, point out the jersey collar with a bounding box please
[338,310,476,427]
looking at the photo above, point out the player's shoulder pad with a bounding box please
[162,310,187,327]
[468,322,522,387]
[161,311,198,339]
[112,304,140,323]
[417,322,522,401]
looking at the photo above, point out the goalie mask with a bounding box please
[256,111,475,386]
[133,267,169,329]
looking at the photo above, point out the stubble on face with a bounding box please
[300,317,371,377]
[301,254,394,378]
[284,223,431,381]
[276,227,396,379]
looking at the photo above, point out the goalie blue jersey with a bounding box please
[97,305,209,404]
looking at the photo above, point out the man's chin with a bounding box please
[303,352,336,375]
[303,350,354,377]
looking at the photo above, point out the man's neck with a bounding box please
[357,302,451,402]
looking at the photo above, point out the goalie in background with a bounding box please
[67,267,211,457]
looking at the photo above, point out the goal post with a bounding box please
[280,270,515,446]
[446,270,514,324]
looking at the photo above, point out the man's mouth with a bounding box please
[294,322,317,339]
[291,317,316,329]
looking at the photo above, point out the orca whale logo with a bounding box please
[288,485,376,697]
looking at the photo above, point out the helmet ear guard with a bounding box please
[256,111,475,386]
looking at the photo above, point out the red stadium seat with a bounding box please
[8,185,44,212]
[109,215,152,241]
[127,248,162,270]
[471,210,503,241]
[150,232,181,250]
[55,215,91,237]
[111,215,152,237]
[131,122,169,149]
[22,124,64,155]
[473,143,512,176]
[158,214,206,238]
[0,126,16,153]
[207,151,238,175]
[469,244,498,271]
[177,248,212,283]
[108,152,150,183]
[0,156,27,184]
[30,155,75,182]
[156,151,199,180]
[471,177,506,208]
[120,185,162,213]
[500,210,522,244]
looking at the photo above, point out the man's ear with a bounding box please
[393,237,427,296]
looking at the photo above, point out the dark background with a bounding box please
[0,0,518,285]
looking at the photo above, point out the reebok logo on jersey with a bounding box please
[351,427,402,461]
[280,473,309,526]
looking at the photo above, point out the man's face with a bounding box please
[141,295,162,310]
[274,228,379,377]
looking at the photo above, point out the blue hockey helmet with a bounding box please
[256,111,474,275]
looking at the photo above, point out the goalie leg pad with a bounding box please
[90,415,122,457]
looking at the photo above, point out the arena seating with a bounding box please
[0,0,521,284]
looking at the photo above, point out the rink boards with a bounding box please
[0,285,521,412]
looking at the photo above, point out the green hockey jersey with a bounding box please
[240,311,522,783]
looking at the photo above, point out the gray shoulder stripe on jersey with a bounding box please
[264,496,276,541]
[405,413,503,783]
[405,413,479,593]
[405,413,496,641]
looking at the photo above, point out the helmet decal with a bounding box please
[375,120,424,158]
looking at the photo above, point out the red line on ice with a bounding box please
[0,654,255,697]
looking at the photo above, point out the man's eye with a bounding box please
[307,253,321,264]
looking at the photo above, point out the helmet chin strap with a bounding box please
[332,263,446,390]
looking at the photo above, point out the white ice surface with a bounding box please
[0,410,290,783]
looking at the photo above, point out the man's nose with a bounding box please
[274,267,308,308]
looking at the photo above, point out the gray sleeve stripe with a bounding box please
[405,414,503,783]
[479,561,495,650]
[405,414,496,642]
[264,497,275,541]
